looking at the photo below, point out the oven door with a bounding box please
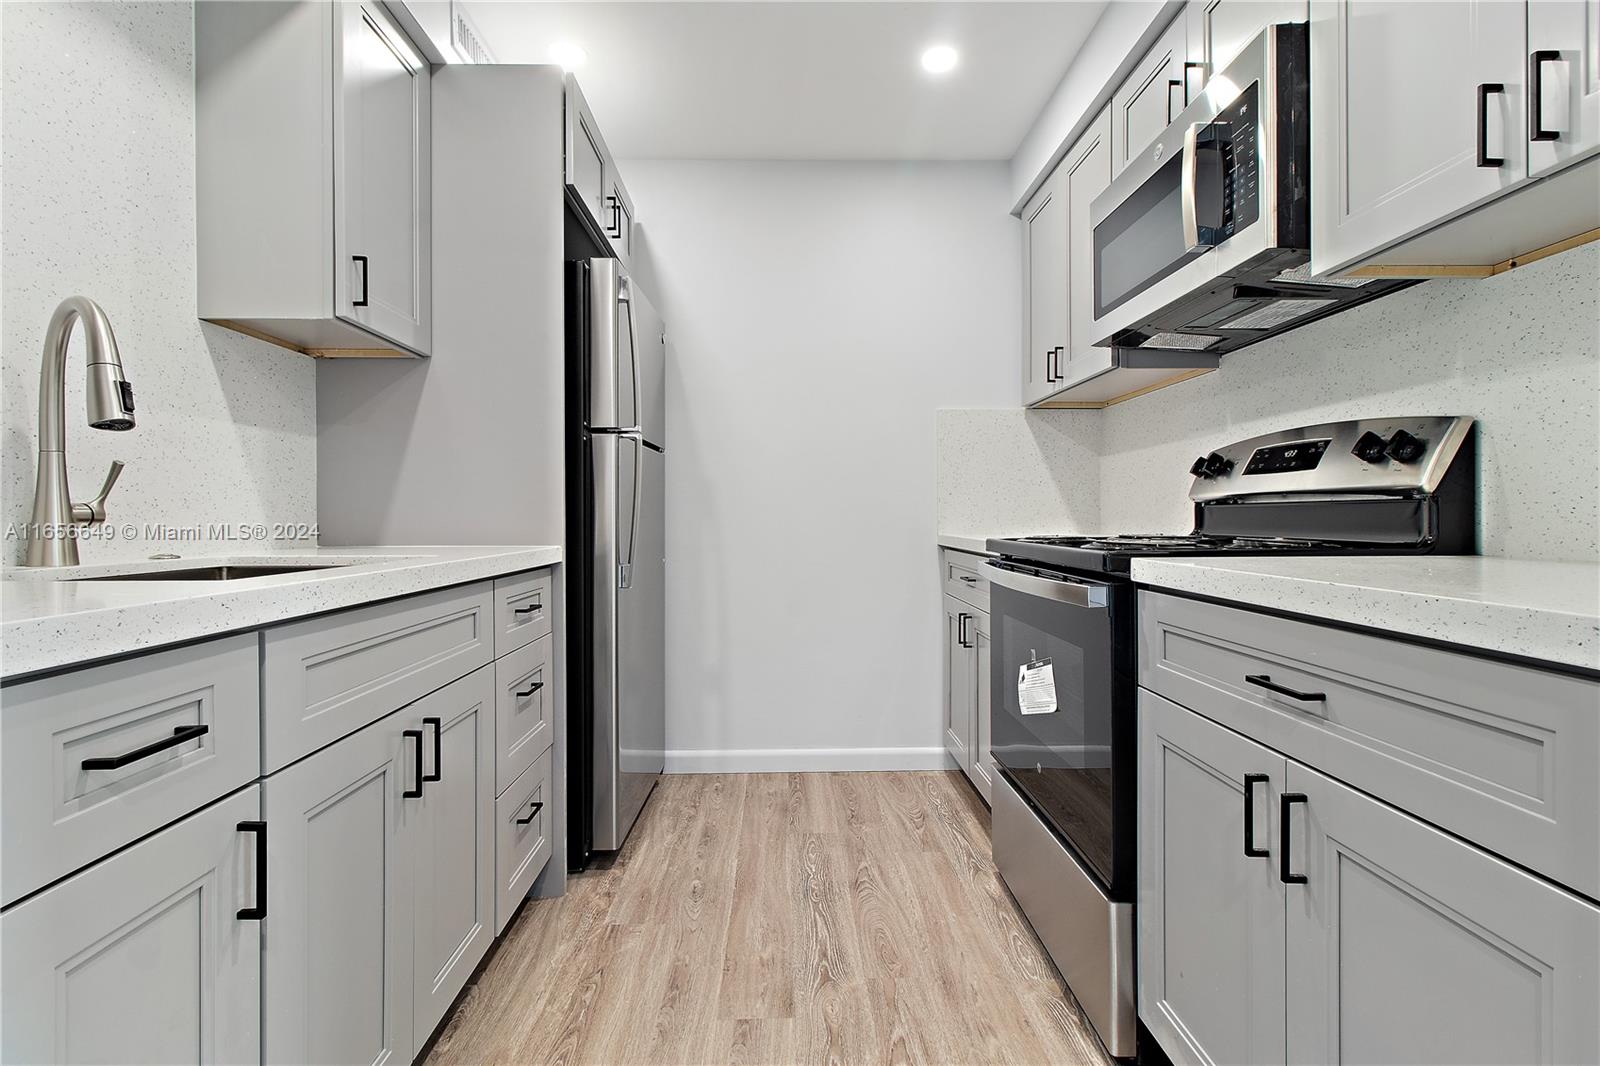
[983,562,1131,896]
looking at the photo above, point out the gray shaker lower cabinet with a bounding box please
[1138,691,1286,1066]
[263,705,416,1066]
[0,787,263,1065]
[1284,760,1600,1066]
[1141,691,1600,1066]
[408,666,496,1042]
[971,611,994,803]
[943,593,974,776]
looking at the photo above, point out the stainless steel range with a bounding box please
[984,415,1476,1059]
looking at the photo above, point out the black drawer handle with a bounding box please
[513,603,541,616]
[1245,674,1325,703]
[403,729,424,798]
[516,800,545,826]
[1280,793,1308,885]
[236,820,267,921]
[1530,50,1561,141]
[515,680,545,699]
[957,574,978,584]
[1477,83,1506,167]
[1244,773,1269,858]
[422,716,442,783]
[82,724,210,770]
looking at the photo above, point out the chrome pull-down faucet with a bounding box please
[23,296,136,567]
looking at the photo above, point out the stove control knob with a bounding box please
[1385,429,1427,463]
[1203,452,1233,478]
[1351,430,1388,464]
[1189,456,1211,478]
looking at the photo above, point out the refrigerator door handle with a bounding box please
[621,436,641,589]
[617,278,641,432]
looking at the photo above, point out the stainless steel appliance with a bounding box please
[567,257,667,866]
[1088,24,1414,356]
[985,415,1477,1059]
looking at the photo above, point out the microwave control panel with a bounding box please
[1194,82,1261,246]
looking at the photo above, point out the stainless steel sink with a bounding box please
[70,563,352,581]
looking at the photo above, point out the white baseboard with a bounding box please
[664,747,954,774]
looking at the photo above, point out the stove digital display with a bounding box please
[1243,439,1330,475]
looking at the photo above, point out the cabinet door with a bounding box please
[1187,0,1308,92]
[1,789,262,1066]
[607,183,634,265]
[1112,14,1191,176]
[335,0,432,354]
[943,594,973,774]
[971,610,994,803]
[1138,692,1287,1066]
[1061,105,1116,390]
[1284,762,1600,1066]
[1021,171,1067,405]
[1310,0,1528,276]
[263,712,415,1066]
[410,667,496,1042]
[1529,0,1600,176]
[566,89,608,226]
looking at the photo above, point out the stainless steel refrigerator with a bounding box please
[567,258,666,867]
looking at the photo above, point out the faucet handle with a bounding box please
[71,460,125,524]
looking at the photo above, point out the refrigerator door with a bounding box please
[587,258,665,448]
[590,433,664,852]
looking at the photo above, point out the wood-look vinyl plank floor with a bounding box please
[426,771,1113,1066]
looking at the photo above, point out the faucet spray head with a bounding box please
[87,359,135,431]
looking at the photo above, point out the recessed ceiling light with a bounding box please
[549,41,587,70]
[921,44,959,75]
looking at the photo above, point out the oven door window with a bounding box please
[1094,153,1205,319]
[989,578,1117,887]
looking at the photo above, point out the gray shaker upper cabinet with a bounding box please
[1110,14,1192,178]
[1528,0,1600,177]
[564,75,636,270]
[1020,168,1067,406]
[1184,0,1307,94]
[197,1,432,358]
[1310,0,1600,279]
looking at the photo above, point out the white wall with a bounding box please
[938,244,1600,563]
[622,159,1019,771]
[1,2,316,566]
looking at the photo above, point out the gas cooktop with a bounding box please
[988,416,1479,576]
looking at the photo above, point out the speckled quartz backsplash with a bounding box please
[1,2,316,566]
[939,243,1600,563]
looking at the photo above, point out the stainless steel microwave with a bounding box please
[1088,23,1412,355]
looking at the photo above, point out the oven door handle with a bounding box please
[982,563,1109,608]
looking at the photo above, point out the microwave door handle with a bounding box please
[1181,123,1203,252]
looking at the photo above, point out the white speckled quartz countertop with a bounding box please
[937,534,996,555]
[1,546,561,680]
[1131,556,1600,672]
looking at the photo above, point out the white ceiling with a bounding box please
[463,1,1109,160]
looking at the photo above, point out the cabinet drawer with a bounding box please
[942,549,990,611]
[495,569,552,656]
[263,582,494,772]
[1,634,260,906]
[495,749,552,934]
[1139,590,1600,898]
[494,633,554,796]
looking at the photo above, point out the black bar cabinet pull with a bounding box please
[422,716,443,782]
[1476,83,1506,167]
[82,724,210,770]
[1244,773,1270,857]
[513,603,541,615]
[957,612,970,648]
[516,680,545,699]
[351,254,369,307]
[1167,79,1183,123]
[403,729,424,798]
[1245,674,1326,703]
[1530,50,1561,141]
[1280,793,1308,885]
[515,800,545,826]
[236,820,267,920]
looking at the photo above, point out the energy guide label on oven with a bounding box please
[1017,659,1057,715]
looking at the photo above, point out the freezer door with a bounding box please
[587,259,666,449]
[590,434,664,851]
